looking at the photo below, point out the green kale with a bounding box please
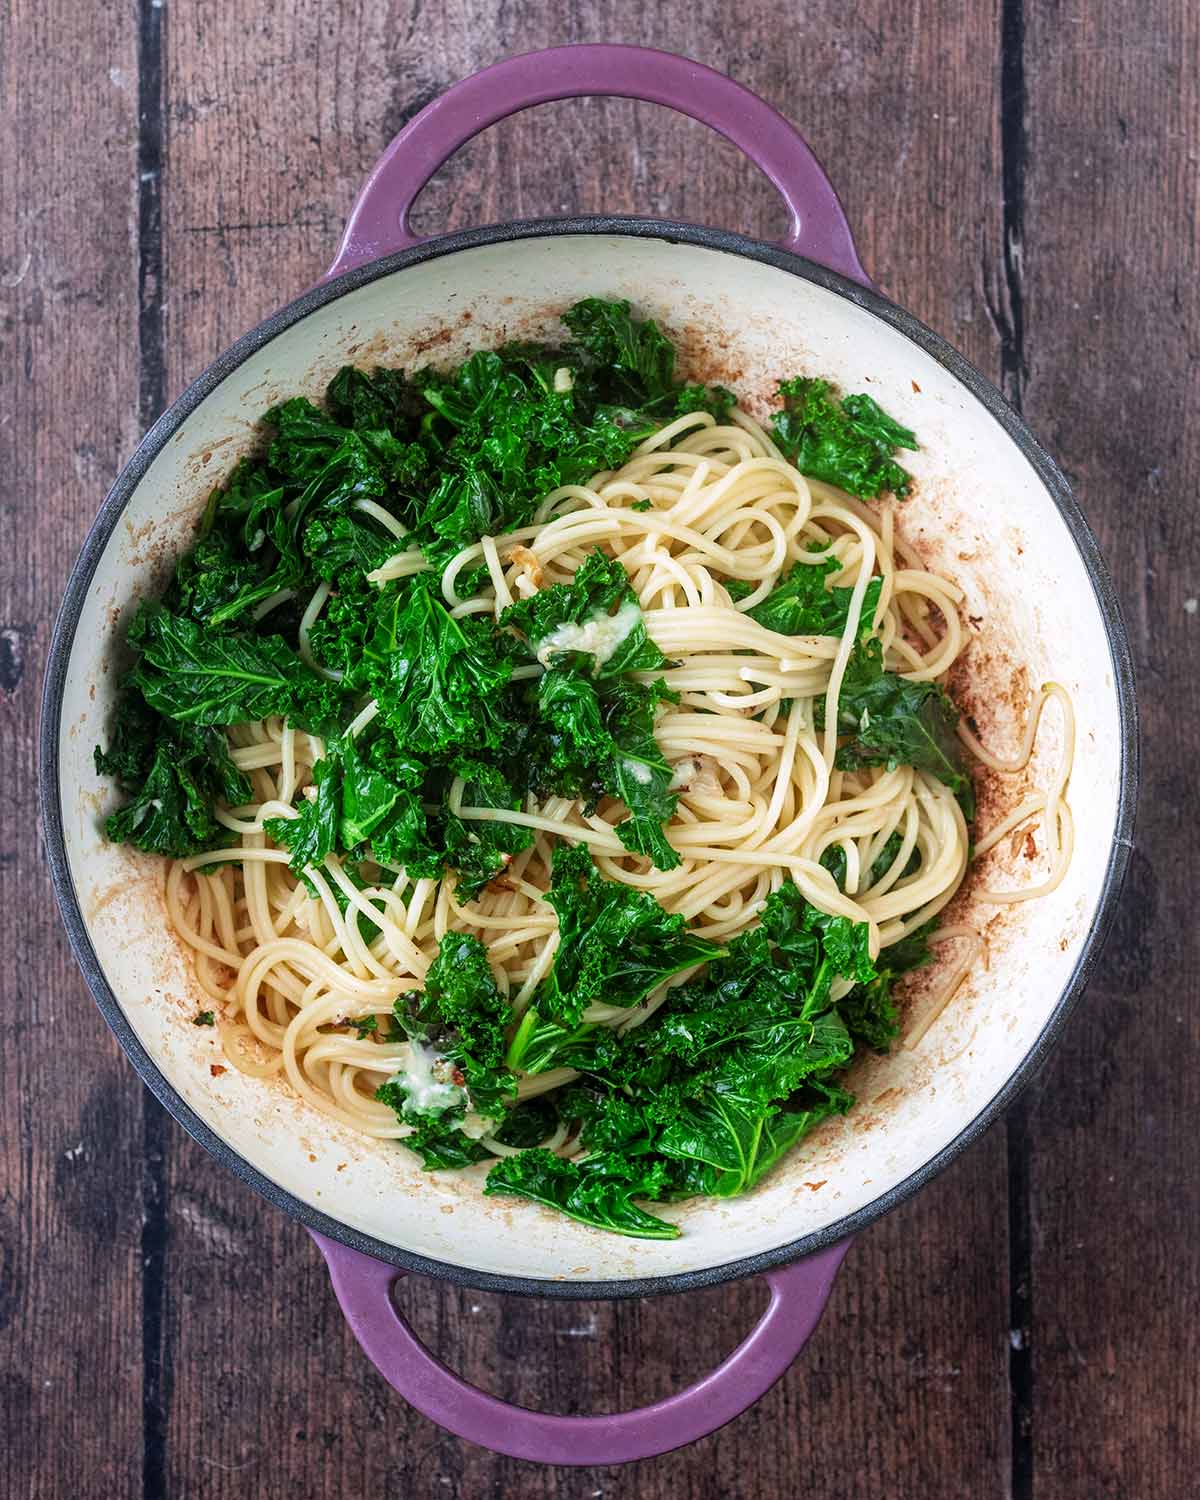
[167,460,295,628]
[401,1118,492,1170]
[758,879,875,995]
[675,383,737,422]
[264,396,425,546]
[264,757,341,876]
[561,297,677,407]
[400,931,511,1068]
[193,1011,216,1027]
[838,920,936,1052]
[556,1084,651,1153]
[263,737,525,900]
[536,843,725,1029]
[830,637,975,818]
[169,527,297,630]
[325,364,425,435]
[500,549,666,678]
[93,688,162,788]
[337,735,406,848]
[484,1149,680,1239]
[394,1097,560,1172]
[305,581,441,697]
[97,706,251,859]
[747,557,883,640]
[525,669,607,801]
[837,980,900,1054]
[363,794,440,878]
[604,675,682,868]
[439,819,527,904]
[771,377,917,499]
[504,1009,626,1076]
[302,511,397,583]
[492,1097,559,1149]
[523,662,680,870]
[379,931,517,1124]
[167,402,418,630]
[336,743,532,901]
[408,347,637,564]
[655,1075,853,1199]
[303,586,533,897]
[127,605,342,736]
[371,581,516,758]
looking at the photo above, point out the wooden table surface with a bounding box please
[3,3,1196,1496]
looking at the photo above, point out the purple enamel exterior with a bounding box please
[314,44,869,1464]
[326,43,869,283]
[312,1230,852,1464]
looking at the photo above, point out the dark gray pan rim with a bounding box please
[40,215,1138,1302]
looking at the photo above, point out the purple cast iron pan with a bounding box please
[316,51,867,1461]
[41,45,1137,1467]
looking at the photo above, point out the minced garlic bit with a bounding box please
[510,544,544,589]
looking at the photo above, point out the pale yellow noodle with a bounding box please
[158,409,1074,1142]
[904,927,986,1050]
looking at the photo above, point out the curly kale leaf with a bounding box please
[747,557,883,641]
[399,931,512,1072]
[561,297,677,405]
[500,549,666,679]
[325,364,426,436]
[523,658,681,870]
[371,580,516,758]
[378,932,517,1129]
[484,1149,680,1239]
[95,689,253,858]
[829,636,975,818]
[536,843,725,1028]
[263,757,341,876]
[126,605,343,736]
[771,376,917,499]
[838,919,937,1052]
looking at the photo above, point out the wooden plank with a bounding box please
[19,2,1200,1491]
[1020,3,1200,1495]
[0,3,144,1497]
[155,1156,1009,1498]
[156,4,1015,1497]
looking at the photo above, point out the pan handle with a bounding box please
[326,44,868,285]
[311,1230,850,1465]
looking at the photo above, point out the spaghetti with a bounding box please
[163,405,1074,1148]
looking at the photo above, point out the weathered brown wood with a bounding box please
[1019,6,1200,1496]
[155,5,1012,1498]
[11,0,1197,1495]
[0,3,145,1497]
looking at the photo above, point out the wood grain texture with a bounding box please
[1019,4,1200,1495]
[0,3,145,1498]
[3,0,1193,1494]
[156,4,1012,1497]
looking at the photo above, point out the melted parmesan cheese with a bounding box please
[535,599,642,670]
[399,1040,465,1114]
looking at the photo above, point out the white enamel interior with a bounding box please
[56,234,1124,1284]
